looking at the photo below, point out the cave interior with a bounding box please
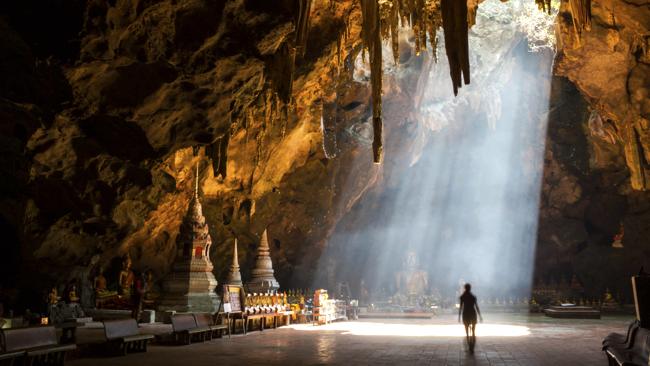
[0,0,649,364]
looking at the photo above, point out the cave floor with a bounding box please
[68,313,632,366]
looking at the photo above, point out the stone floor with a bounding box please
[68,313,632,366]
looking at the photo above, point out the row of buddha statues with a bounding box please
[241,290,312,315]
[243,292,289,315]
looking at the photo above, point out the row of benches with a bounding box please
[0,310,290,365]
[0,312,231,366]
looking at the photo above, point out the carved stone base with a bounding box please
[157,293,220,313]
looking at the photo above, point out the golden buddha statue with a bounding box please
[118,255,135,299]
[604,288,615,302]
[94,269,117,300]
[601,288,619,311]
[395,251,428,297]
[68,285,79,303]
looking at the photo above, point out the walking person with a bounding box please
[458,283,483,353]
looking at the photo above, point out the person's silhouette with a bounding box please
[458,283,483,353]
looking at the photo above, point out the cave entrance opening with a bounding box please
[315,0,557,311]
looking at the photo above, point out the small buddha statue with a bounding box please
[48,287,59,305]
[601,288,619,311]
[94,269,117,301]
[144,270,160,302]
[68,285,79,303]
[118,255,135,300]
[94,271,108,295]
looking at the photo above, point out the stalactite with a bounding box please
[295,0,313,57]
[264,88,273,127]
[280,103,288,138]
[568,0,591,39]
[535,0,552,14]
[206,134,229,178]
[389,0,400,64]
[424,0,441,61]
[361,0,383,163]
[441,0,470,96]
[271,42,295,104]
[415,0,428,56]
[467,0,479,27]
[321,99,338,158]
[379,1,399,64]
[337,31,344,76]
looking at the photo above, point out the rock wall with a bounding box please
[0,0,377,308]
[544,0,650,300]
[537,76,650,300]
[555,0,650,190]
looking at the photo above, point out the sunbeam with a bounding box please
[318,0,557,306]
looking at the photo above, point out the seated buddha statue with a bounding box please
[144,270,160,302]
[395,251,429,297]
[118,255,135,300]
[94,269,117,300]
[67,284,79,303]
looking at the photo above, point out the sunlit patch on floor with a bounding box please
[288,321,530,337]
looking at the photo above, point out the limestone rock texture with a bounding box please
[543,0,650,298]
[555,0,650,191]
[0,0,648,308]
[0,0,387,308]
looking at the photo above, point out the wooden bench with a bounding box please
[0,326,76,366]
[192,313,229,340]
[603,323,649,366]
[170,314,211,345]
[103,319,154,355]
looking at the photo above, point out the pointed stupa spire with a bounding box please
[260,228,270,250]
[247,228,280,292]
[226,238,243,286]
[194,160,199,198]
[189,161,204,220]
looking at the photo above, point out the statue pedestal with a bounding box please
[158,269,220,313]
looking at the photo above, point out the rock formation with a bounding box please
[555,0,650,191]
